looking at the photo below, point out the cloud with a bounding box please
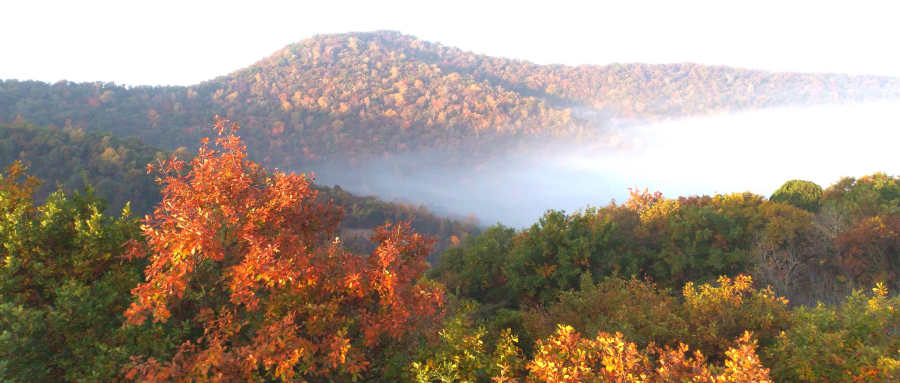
[311,100,900,228]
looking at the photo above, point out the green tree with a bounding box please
[503,208,636,304]
[0,162,184,382]
[767,284,900,382]
[429,224,516,306]
[770,179,824,213]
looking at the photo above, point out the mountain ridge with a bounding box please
[3,30,898,169]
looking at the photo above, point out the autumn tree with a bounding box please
[124,117,444,381]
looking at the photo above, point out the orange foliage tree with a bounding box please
[124,117,443,381]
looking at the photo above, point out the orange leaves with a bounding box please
[0,161,41,212]
[124,117,443,381]
[626,186,664,213]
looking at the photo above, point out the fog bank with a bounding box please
[313,101,900,228]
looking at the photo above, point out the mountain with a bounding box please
[2,30,899,169]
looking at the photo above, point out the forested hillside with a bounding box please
[3,31,898,168]
[0,119,476,255]
[0,119,175,216]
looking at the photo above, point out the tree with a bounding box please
[0,161,155,382]
[770,180,824,213]
[124,117,444,381]
[767,284,900,382]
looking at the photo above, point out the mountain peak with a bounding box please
[3,32,899,169]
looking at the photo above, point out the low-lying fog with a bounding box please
[314,100,900,229]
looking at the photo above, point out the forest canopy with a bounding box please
[1,118,899,381]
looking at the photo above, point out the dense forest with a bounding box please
[0,119,177,216]
[1,117,898,382]
[3,31,899,169]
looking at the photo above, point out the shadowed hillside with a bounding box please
[0,120,477,259]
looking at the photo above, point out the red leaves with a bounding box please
[125,117,443,381]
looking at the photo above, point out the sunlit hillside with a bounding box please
[3,31,898,169]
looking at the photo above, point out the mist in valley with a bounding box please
[310,100,900,229]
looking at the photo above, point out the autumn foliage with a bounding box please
[4,115,900,382]
[123,117,443,381]
[4,31,900,170]
[527,325,771,382]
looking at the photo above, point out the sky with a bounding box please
[2,0,899,86]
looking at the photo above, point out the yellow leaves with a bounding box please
[100,147,122,166]
[640,198,679,224]
[527,326,771,382]
[684,275,755,308]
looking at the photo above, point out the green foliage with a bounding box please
[770,179,824,212]
[524,274,686,350]
[0,120,172,216]
[435,192,813,309]
[429,224,515,305]
[408,301,525,383]
[504,208,636,304]
[823,172,900,218]
[637,193,779,287]
[767,284,900,382]
[0,165,187,382]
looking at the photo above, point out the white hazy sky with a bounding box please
[2,0,899,86]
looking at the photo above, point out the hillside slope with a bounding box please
[3,31,898,168]
[0,120,477,261]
